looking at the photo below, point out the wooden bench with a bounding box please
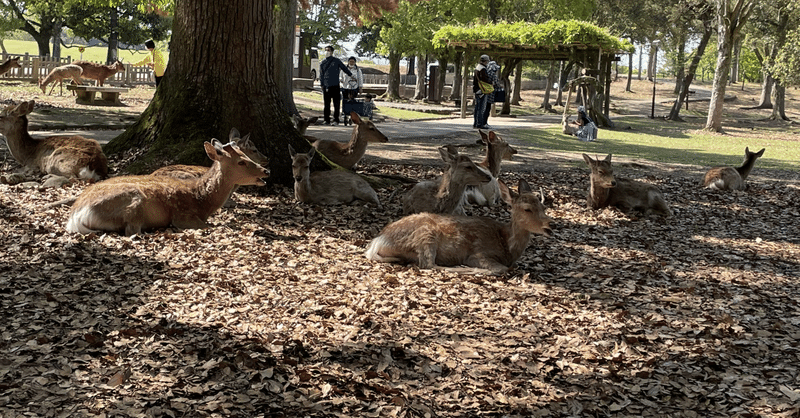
[66,85,129,105]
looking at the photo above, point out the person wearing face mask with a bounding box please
[340,56,364,125]
[320,45,352,126]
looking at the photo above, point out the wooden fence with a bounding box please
[0,52,155,86]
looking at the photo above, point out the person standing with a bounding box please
[472,54,491,129]
[320,45,352,126]
[482,60,501,128]
[340,56,364,125]
[134,40,167,87]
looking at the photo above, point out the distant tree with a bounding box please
[0,1,65,56]
[64,0,171,63]
[768,27,800,121]
[705,0,756,132]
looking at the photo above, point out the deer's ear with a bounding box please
[499,179,514,206]
[582,153,593,166]
[204,141,219,160]
[288,145,297,158]
[229,128,241,141]
[488,131,499,143]
[307,147,316,160]
[604,154,613,163]
[518,178,532,194]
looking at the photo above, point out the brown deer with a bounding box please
[309,111,388,169]
[293,114,318,135]
[583,154,671,217]
[562,114,579,136]
[66,139,268,236]
[0,100,107,180]
[0,56,21,77]
[703,147,765,191]
[366,179,552,275]
[289,145,381,208]
[151,128,268,179]
[38,64,83,95]
[464,130,517,206]
[73,59,125,86]
[402,146,492,215]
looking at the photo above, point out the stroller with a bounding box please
[343,92,374,125]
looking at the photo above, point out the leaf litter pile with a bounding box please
[1,135,799,418]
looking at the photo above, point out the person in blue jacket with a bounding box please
[320,45,352,125]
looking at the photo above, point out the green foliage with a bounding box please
[298,2,360,49]
[432,20,634,53]
[738,46,761,83]
[64,1,171,46]
[772,28,800,87]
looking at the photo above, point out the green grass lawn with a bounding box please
[3,39,167,63]
[515,117,799,171]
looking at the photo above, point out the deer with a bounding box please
[309,111,388,169]
[289,145,381,208]
[38,64,83,96]
[703,147,765,191]
[463,130,517,206]
[562,114,580,136]
[66,139,268,236]
[72,59,125,86]
[402,146,492,215]
[0,56,21,77]
[366,179,552,275]
[293,114,318,135]
[583,153,672,217]
[151,128,268,179]
[0,100,108,180]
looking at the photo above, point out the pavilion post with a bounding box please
[460,54,470,118]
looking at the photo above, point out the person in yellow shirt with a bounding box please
[134,40,166,87]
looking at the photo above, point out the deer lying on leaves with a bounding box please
[0,100,107,180]
[66,140,268,236]
[309,112,388,169]
[73,59,125,86]
[151,128,268,179]
[583,154,672,217]
[703,147,765,191]
[39,64,83,96]
[463,130,517,206]
[366,179,552,275]
[0,56,21,77]
[402,146,491,215]
[289,145,381,208]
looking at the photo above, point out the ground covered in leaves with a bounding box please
[1,132,799,417]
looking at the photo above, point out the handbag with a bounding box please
[478,80,494,94]
[493,89,506,103]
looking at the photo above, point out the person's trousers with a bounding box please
[323,86,342,123]
[473,93,489,128]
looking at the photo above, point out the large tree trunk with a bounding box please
[541,61,555,110]
[436,56,447,101]
[384,49,402,100]
[414,54,426,100]
[637,44,643,80]
[756,73,774,109]
[273,0,298,115]
[668,19,713,121]
[499,58,519,115]
[705,0,755,132]
[105,0,305,186]
[625,49,633,92]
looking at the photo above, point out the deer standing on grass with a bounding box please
[309,112,388,169]
[703,147,765,191]
[583,154,671,217]
[73,59,125,86]
[289,145,382,208]
[66,139,268,236]
[293,115,318,135]
[0,100,107,180]
[38,64,83,96]
[0,56,21,77]
[366,179,552,275]
[402,146,492,215]
[463,130,517,206]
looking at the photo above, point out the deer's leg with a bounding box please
[172,215,210,231]
[416,242,438,269]
[466,255,509,276]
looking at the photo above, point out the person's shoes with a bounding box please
[323,121,332,126]
[333,120,340,126]
[479,124,492,129]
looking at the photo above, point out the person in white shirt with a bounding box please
[340,56,364,124]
